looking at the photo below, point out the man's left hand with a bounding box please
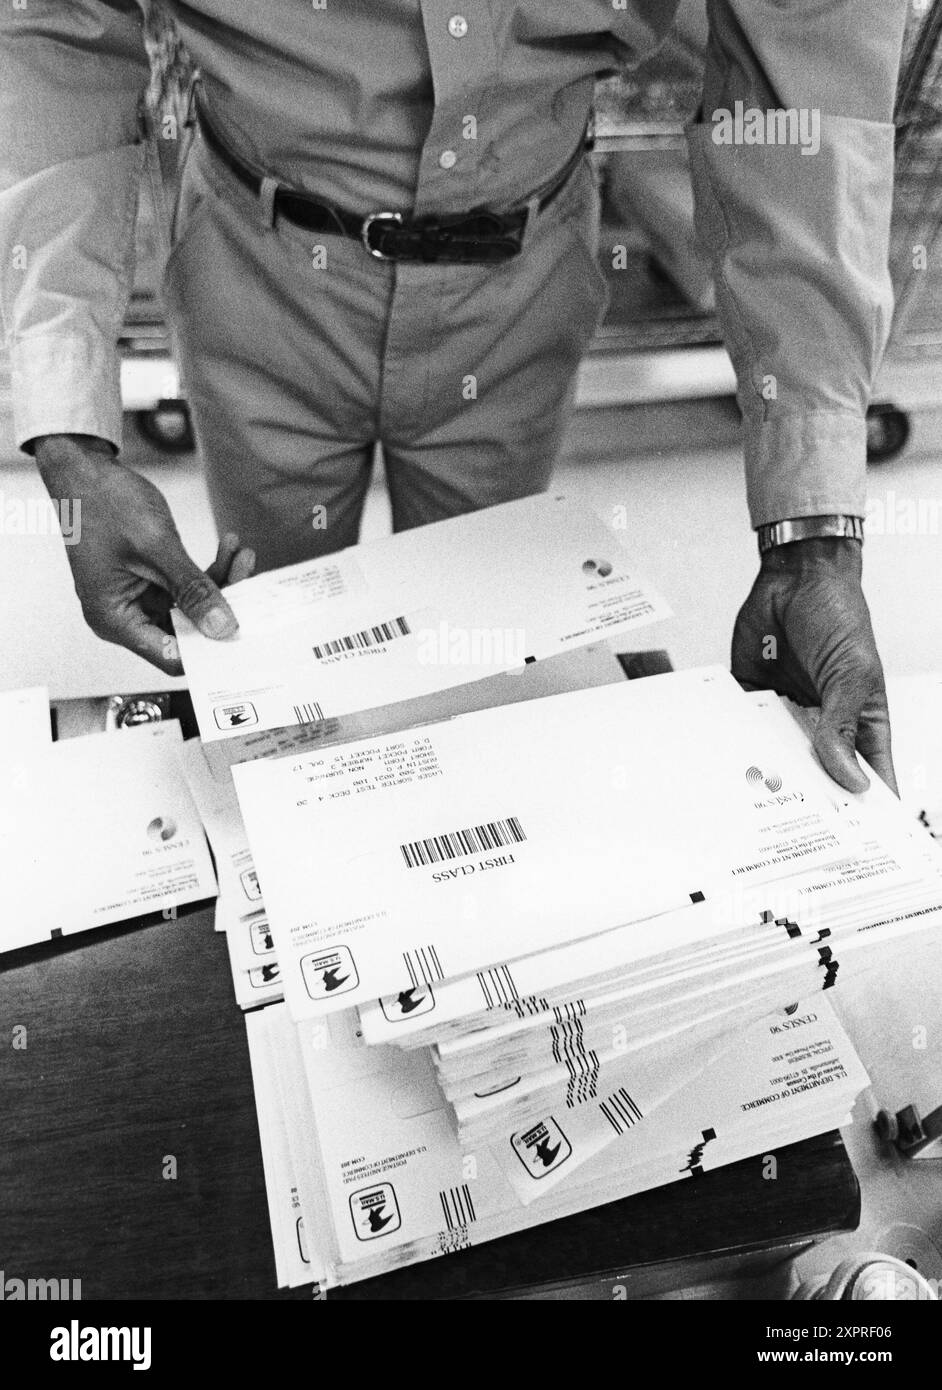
[731,537,897,795]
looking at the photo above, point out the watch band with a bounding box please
[757,514,865,555]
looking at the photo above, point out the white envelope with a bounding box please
[245,1009,328,1288]
[234,667,879,1018]
[358,689,942,1045]
[174,493,671,743]
[182,645,627,922]
[2,721,216,952]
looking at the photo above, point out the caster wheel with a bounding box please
[136,399,195,453]
[866,406,910,463]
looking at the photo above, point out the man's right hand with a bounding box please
[35,434,255,675]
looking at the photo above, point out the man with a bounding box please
[0,1,904,792]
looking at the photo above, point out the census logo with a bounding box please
[380,985,435,1022]
[241,867,262,900]
[301,944,359,1000]
[745,764,783,794]
[213,700,257,730]
[146,815,177,843]
[250,962,280,988]
[349,1183,401,1241]
[511,1117,572,1179]
[581,557,613,579]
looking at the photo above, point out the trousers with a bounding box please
[162,131,609,572]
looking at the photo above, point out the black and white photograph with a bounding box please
[1,0,941,1361]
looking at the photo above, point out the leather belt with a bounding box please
[195,105,588,264]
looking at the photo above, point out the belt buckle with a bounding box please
[362,211,404,260]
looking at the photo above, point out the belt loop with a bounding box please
[520,192,542,251]
[177,71,201,168]
[258,175,279,227]
[183,71,202,131]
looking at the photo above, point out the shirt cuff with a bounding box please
[9,332,124,455]
[743,409,867,529]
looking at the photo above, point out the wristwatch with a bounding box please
[756,514,865,555]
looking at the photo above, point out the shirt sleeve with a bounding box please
[685,0,908,529]
[0,0,151,454]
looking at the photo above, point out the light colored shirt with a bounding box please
[0,0,908,526]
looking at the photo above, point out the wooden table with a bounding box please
[0,905,303,1300]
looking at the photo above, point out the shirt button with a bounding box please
[448,15,468,38]
[439,149,457,170]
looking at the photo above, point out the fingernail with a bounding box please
[163,634,180,664]
[201,606,235,638]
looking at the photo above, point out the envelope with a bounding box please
[245,1009,328,1288]
[180,643,627,920]
[173,493,671,743]
[2,721,216,952]
[233,666,877,1018]
[354,687,942,1045]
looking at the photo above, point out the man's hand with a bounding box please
[35,434,255,675]
[731,537,897,795]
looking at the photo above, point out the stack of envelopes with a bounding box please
[172,496,942,1291]
[246,990,867,1288]
[228,670,941,1288]
[183,643,642,1011]
[175,492,671,1013]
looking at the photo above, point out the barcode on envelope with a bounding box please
[292,701,326,724]
[550,1019,588,1064]
[403,945,445,987]
[565,1052,601,1106]
[313,615,411,660]
[476,964,520,1008]
[512,994,550,1019]
[439,1183,477,1233]
[599,1087,644,1136]
[400,815,526,869]
[553,998,587,1025]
